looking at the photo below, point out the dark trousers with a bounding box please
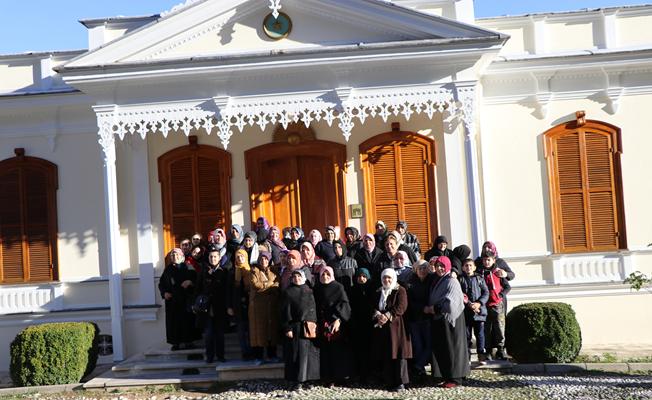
[252,345,277,359]
[466,319,485,354]
[485,302,505,350]
[237,316,252,359]
[408,319,432,373]
[381,358,409,387]
[204,318,225,362]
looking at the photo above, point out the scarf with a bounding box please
[230,224,244,245]
[379,268,399,311]
[482,241,499,258]
[268,226,287,250]
[234,248,251,282]
[308,230,323,247]
[301,241,316,265]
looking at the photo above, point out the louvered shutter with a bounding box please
[159,141,232,253]
[0,170,24,282]
[169,157,195,248]
[0,155,58,284]
[400,142,431,249]
[548,123,622,253]
[24,168,53,281]
[362,132,437,249]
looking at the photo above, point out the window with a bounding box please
[544,113,626,253]
[0,149,58,283]
[360,124,438,248]
[158,136,232,253]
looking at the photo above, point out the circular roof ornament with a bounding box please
[263,12,292,40]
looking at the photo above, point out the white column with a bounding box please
[95,105,125,362]
[456,83,485,257]
[442,119,471,248]
[132,137,158,305]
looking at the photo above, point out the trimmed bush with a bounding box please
[506,302,582,363]
[10,322,99,386]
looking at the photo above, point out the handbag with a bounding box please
[302,321,317,339]
[192,294,210,314]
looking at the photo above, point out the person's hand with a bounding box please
[378,314,388,325]
[495,268,507,278]
[423,305,434,314]
[471,302,481,313]
[164,292,172,300]
[286,330,293,338]
[451,271,458,279]
[331,319,341,333]
[181,280,193,289]
[227,307,235,316]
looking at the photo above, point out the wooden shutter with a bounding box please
[361,129,437,248]
[0,153,58,284]
[545,119,625,253]
[159,138,232,253]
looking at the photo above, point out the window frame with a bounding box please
[543,117,627,254]
[0,150,59,284]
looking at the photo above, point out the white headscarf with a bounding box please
[379,268,399,311]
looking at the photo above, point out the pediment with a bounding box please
[64,0,502,68]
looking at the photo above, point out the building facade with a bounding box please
[1,0,651,370]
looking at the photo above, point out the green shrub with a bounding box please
[10,322,99,386]
[506,302,582,363]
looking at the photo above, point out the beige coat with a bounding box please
[249,266,280,347]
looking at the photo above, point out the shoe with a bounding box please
[392,384,405,392]
[478,353,488,365]
[440,381,458,389]
[171,344,180,351]
[495,349,507,360]
[292,383,303,390]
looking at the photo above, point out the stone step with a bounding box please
[216,361,284,382]
[111,359,219,377]
[83,371,218,390]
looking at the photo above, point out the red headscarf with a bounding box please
[433,256,452,274]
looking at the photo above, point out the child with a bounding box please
[481,251,511,360]
[459,258,489,363]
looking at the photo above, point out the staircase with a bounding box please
[84,333,284,390]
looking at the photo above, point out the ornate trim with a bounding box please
[94,85,456,149]
[455,84,476,139]
[269,0,282,19]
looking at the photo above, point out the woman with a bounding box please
[371,268,412,391]
[281,270,320,390]
[227,224,244,259]
[405,260,433,381]
[427,256,470,388]
[314,266,353,386]
[283,226,304,250]
[233,248,254,360]
[393,250,413,285]
[327,240,358,290]
[374,220,389,252]
[266,226,287,266]
[344,226,362,259]
[159,248,199,350]
[348,268,374,383]
[249,251,280,361]
[255,216,271,244]
[315,226,338,263]
[354,234,384,288]
[241,231,260,265]
[280,250,314,290]
[300,241,327,278]
[307,229,323,248]
[195,247,232,363]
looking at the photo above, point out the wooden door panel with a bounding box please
[260,157,298,230]
[297,156,337,233]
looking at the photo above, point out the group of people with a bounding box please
[158,218,515,390]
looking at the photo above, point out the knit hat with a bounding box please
[435,235,448,245]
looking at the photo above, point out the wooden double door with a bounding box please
[245,141,347,233]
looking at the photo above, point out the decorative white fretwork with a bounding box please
[94,85,456,149]
[160,0,204,18]
[455,85,476,139]
[269,0,282,18]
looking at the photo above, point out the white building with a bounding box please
[1,0,651,370]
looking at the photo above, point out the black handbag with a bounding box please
[192,294,210,313]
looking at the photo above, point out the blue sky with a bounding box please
[0,1,648,54]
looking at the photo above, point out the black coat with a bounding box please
[327,256,358,289]
[315,240,337,264]
[314,281,353,381]
[405,273,433,322]
[195,262,232,329]
[159,263,200,344]
[354,247,384,286]
[282,284,320,383]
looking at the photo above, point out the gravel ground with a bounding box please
[3,371,651,400]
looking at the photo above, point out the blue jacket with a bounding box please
[459,273,489,322]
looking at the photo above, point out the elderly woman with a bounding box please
[307,229,323,248]
[234,248,254,360]
[349,268,374,383]
[195,247,232,363]
[280,250,314,290]
[427,256,470,388]
[372,268,412,391]
[327,240,358,290]
[300,241,327,278]
[281,270,320,390]
[249,251,281,362]
[159,248,199,350]
[314,266,353,386]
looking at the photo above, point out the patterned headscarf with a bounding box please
[308,229,322,247]
[268,226,287,250]
[235,248,251,282]
[170,248,185,264]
